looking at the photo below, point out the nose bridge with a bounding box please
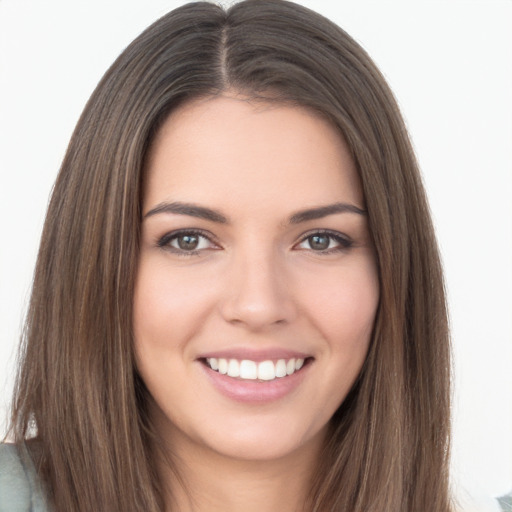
[220,238,295,329]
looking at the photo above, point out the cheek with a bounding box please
[299,258,379,354]
[132,259,216,354]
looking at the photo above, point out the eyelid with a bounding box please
[157,228,221,254]
[294,229,353,251]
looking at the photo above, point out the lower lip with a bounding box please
[199,361,310,403]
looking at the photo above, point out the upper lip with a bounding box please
[197,348,312,362]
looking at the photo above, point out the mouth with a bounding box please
[201,357,312,382]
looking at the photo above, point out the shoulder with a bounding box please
[0,443,51,512]
[497,492,512,512]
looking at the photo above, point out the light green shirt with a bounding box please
[0,444,50,512]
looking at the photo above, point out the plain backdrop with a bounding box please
[1,1,511,510]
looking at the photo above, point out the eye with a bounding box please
[295,231,352,252]
[158,229,219,254]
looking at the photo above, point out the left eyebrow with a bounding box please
[143,201,229,223]
[288,202,367,224]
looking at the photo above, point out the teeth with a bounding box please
[258,360,276,381]
[239,360,257,379]
[206,357,306,381]
[275,359,287,378]
[218,358,228,375]
[227,359,240,377]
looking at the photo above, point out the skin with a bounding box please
[134,94,379,512]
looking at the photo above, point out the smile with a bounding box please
[206,357,305,381]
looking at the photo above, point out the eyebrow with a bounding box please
[143,200,366,224]
[288,202,367,223]
[144,202,228,223]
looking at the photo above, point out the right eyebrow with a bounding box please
[288,202,366,224]
[143,201,229,224]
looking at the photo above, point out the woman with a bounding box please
[1,1,453,510]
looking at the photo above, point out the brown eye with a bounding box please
[295,231,353,253]
[308,234,330,250]
[158,230,217,253]
[176,234,199,251]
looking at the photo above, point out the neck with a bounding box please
[154,421,324,512]
[169,455,315,512]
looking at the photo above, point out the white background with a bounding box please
[0,1,511,510]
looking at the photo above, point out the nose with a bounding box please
[219,247,297,331]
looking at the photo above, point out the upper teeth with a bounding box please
[206,357,304,381]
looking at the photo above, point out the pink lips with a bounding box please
[197,348,312,403]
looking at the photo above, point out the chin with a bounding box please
[174,411,329,464]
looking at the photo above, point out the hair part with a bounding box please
[10,1,452,511]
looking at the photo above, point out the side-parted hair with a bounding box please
[10,1,452,511]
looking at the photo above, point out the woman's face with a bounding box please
[134,95,379,462]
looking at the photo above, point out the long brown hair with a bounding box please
[9,1,452,510]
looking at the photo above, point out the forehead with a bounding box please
[143,95,363,214]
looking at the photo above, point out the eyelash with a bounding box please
[156,229,353,256]
[157,229,219,256]
[295,229,353,253]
